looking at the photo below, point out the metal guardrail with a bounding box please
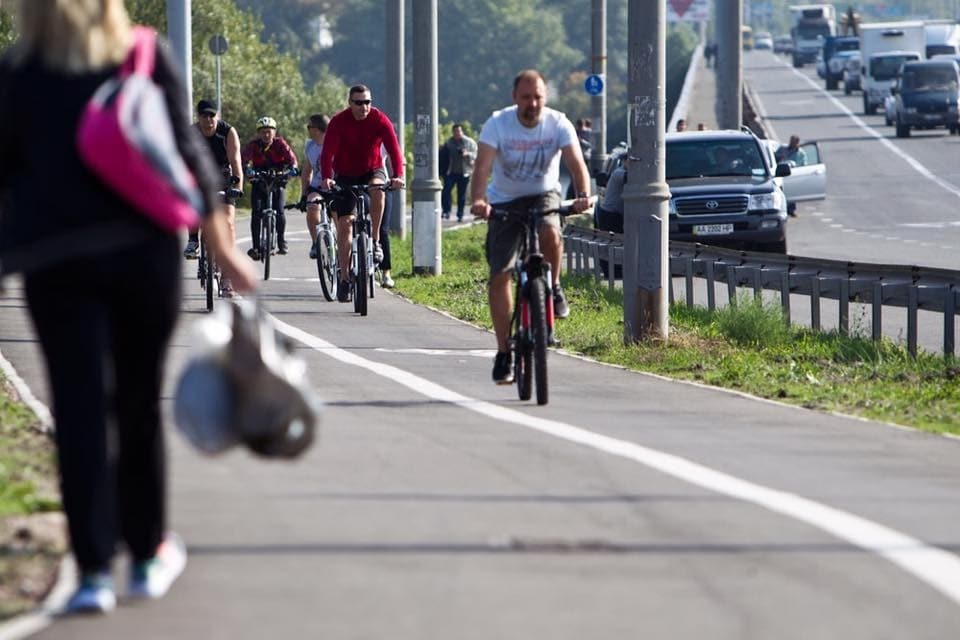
[563,225,960,357]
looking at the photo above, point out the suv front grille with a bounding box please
[675,195,748,216]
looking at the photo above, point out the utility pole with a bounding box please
[621,0,669,342]
[385,0,406,239]
[716,0,743,129]
[591,0,608,176]
[166,0,192,118]
[411,0,441,275]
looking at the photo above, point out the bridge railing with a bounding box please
[562,225,959,357]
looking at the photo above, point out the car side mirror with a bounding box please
[595,172,609,188]
[775,162,792,177]
[889,85,898,95]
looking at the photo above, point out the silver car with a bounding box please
[842,51,862,94]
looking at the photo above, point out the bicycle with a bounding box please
[248,167,299,281]
[491,198,582,405]
[198,181,243,311]
[285,192,339,301]
[327,183,395,316]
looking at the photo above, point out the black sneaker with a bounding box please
[278,241,289,255]
[553,285,570,319]
[492,351,514,385]
[337,280,351,303]
[247,247,261,261]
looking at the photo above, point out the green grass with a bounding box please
[0,376,59,517]
[386,224,960,434]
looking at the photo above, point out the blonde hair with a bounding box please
[11,0,131,72]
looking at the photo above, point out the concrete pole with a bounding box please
[385,0,406,239]
[590,0,608,176]
[716,0,742,129]
[621,0,670,342]
[411,0,441,275]
[166,0,192,119]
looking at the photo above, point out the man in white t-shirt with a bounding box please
[470,69,592,385]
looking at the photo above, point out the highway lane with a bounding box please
[3,236,960,638]
[745,49,960,271]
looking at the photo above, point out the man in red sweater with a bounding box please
[320,85,405,302]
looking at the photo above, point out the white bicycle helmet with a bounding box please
[174,299,320,458]
[256,116,277,130]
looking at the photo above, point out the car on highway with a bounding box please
[755,31,774,50]
[842,51,862,94]
[828,50,860,90]
[773,35,794,55]
[883,85,898,126]
[891,58,960,137]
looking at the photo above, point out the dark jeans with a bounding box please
[24,235,180,573]
[251,182,287,247]
[379,189,393,271]
[441,173,469,217]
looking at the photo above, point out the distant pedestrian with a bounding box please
[697,122,709,131]
[441,123,477,222]
[676,118,688,132]
[705,42,715,67]
[567,117,594,198]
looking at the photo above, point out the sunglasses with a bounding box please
[351,99,372,106]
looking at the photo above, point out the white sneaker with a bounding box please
[65,572,116,614]
[381,273,395,288]
[128,532,187,599]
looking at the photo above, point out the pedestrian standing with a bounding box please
[441,123,478,222]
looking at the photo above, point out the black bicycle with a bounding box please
[491,199,580,405]
[285,192,338,302]
[249,167,298,281]
[198,180,243,311]
[327,183,396,316]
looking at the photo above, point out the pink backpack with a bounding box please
[76,27,201,233]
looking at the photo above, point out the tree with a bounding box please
[0,6,16,53]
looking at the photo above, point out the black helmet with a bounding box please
[174,299,320,458]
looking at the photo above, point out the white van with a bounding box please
[924,21,960,58]
[859,21,926,114]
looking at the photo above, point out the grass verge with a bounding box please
[0,373,64,621]
[387,223,960,434]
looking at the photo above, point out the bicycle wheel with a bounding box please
[355,231,368,316]
[529,277,549,405]
[316,228,337,302]
[514,298,533,401]
[202,245,214,312]
[262,214,273,281]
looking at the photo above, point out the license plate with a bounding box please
[693,223,734,236]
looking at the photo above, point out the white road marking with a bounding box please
[272,315,960,607]
[374,347,496,357]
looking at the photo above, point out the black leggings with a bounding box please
[251,182,287,247]
[24,235,180,573]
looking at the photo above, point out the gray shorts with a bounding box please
[485,192,562,275]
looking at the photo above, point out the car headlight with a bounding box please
[748,191,782,211]
[668,199,677,215]
[905,107,918,114]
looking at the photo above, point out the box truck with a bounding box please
[790,4,836,67]
[860,21,926,115]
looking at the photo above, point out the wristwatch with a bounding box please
[576,191,588,198]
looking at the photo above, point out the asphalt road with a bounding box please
[2,223,960,638]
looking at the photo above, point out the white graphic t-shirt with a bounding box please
[305,139,324,188]
[478,105,577,203]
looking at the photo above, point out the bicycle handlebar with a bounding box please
[325,182,401,195]
[490,196,597,220]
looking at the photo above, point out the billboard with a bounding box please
[667,0,711,23]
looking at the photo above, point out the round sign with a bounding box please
[208,35,229,56]
[584,74,604,96]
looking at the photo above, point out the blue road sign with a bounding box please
[584,74,604,96]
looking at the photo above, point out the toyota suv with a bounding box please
[665,129,792,253]
[594,129,796,253]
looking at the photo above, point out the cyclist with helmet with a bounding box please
[242,116,298,259]
[320,85,404,302]
[184,100,243,293]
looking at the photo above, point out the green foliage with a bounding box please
[0,6,16,54]
[714,293,791,348]
[0,379,59,517]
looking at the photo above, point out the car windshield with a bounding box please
[666,140,767,180]
[836,40,859,52]
[901,66,959,91]
[871,55,918,80]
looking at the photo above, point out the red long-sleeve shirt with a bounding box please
[241,136,297,170]
[320,107,404,180]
